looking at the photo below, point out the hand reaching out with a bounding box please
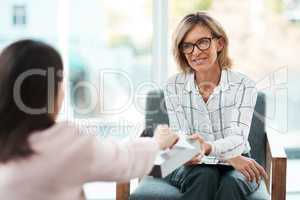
[154,125,179,150]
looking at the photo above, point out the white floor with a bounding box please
[83,182,115,200]
[83,179,139,200]
[287,160,300,199]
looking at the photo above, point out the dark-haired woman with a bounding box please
[0,39,178,200]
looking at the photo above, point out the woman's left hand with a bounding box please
[188,133,212,155]
[184,134,212,166]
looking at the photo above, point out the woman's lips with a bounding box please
[192,58,208,65]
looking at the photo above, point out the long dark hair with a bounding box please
[0,39,63,163]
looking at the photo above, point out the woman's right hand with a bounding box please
[227,155,268,184]
[154,125,179,150]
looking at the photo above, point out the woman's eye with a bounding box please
[198,39,209,45]
[182,44,192,49]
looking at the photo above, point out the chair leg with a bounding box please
[271,158,287,200]
[116,182,130,200]
[266,131,287,200]
[80,189,86,200]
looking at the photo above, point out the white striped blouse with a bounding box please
[164,69,257,160]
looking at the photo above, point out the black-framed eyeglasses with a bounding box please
[179,37,218,54]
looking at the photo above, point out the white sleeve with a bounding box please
[209,79,258,160]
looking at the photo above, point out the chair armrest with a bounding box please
[265,130,287,200]
[116,182,130,200]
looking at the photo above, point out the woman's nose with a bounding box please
[192,45,202,56]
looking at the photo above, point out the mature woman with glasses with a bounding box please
[0,39,178,200]
[163,12,268,200]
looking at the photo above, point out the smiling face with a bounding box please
[182,25,224,72]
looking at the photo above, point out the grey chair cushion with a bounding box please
[130,176,182,200]
[130,176,270,200]
[142,90,169,137]
[132,90,270,200]
[248,93,267,168]
[129,176,270,200]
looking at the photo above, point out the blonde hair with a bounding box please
[172,12,232,73]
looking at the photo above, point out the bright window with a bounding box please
[12,5,26,26]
